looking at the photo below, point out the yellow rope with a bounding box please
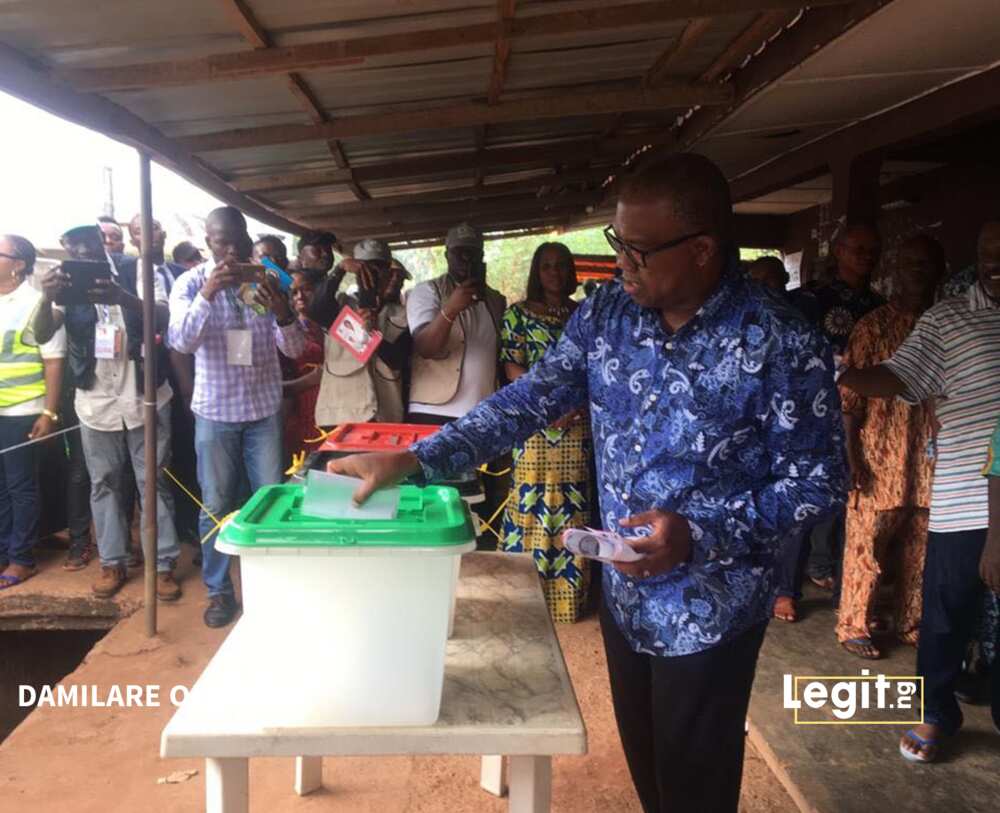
[163,467,237,544]
[478,464,511,477]
[476,494,511,541]
[284,449,306,477]
[163,467,220,526]
[303,424,338,445]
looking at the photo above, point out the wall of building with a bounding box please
[782,162,1000,291]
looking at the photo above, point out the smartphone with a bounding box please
[230,262,266,284]
[55,260,113,306]
[470,259,487,300]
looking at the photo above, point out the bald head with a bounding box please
[619,153,733,242]
[833,221,881,289]
[205,206,251,262]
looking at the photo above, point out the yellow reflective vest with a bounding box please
[0,304,45,409]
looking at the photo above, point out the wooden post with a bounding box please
[139,150,158,638]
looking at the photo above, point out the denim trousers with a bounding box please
[0,414,41,567]
[195,412,283,598]
[78,405,180,572]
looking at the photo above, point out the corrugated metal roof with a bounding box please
[5,0,988,243]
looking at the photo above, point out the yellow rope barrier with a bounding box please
[163,467,237,544]
[476,494,511,542]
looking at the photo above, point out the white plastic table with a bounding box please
[160,552,587,812]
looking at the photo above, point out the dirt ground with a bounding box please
[0,550,796,812]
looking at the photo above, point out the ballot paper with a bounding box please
[563,528,647,564]
[300,469,401,521]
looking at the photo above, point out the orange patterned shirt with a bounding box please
[840,303,934,510]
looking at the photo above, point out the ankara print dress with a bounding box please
[499,303,594,623]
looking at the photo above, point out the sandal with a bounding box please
[809,575,835,591]
[0,568,38,591]
[899,729,940,764]
[773,596,798,623]
[841,636,882,659]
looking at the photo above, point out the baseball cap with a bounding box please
[390,259,413,280]
[445,222,483,250]
[353,238,392,262]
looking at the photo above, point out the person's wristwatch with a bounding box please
[41,409,60,424]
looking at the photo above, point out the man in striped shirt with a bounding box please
[839,220,1000,762]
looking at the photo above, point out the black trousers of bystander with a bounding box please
[600,600,766,813]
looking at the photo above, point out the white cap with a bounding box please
[353,238,391,262]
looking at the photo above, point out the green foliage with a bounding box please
[393,228,783,302]
[395,226,612,302]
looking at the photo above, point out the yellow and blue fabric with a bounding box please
[499,303,593,623]
[412,263,847,657]
[983,416,1000,478]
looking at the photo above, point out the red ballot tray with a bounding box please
[308,422,483,504]
[319,422,440,454]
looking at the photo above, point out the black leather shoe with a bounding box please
[203,594,239,628]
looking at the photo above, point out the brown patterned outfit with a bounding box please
[837,303,934,644]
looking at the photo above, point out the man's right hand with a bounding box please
[443,280,479,321]
[847,447,874,493]
[327,451,421,505]
[200,261,241,301]
[39,266,68,303]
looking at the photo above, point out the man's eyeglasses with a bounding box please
[603,225,707,269]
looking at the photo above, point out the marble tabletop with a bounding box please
[161,552,588,758]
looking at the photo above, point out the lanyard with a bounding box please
[223,286,247,327]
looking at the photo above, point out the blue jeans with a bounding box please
[0,414,40,568]
[195,412,283,598]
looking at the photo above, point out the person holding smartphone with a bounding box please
[32,224,181,601]
[168,207,305,628]
[306,238,410,427]
[405,223,506,424]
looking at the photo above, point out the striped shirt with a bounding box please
[167,262,304,424]
[885,282,1000,532]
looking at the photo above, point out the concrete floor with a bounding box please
[0,545,796,812]
[748,583,1000,813]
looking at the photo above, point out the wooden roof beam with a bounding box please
[217,0,368,201]
[636,1,891,171]
[179,83,731,153]
[699,9,795,82]
[643,17,714,87]
[309,193,600,231]
[0,42,306,234]
[342,213,580,244]
[285,168,612,217]
[59,1,851,92]
[230,130,673,193]
[487,0,518,105]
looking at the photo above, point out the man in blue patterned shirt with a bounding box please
[332,154,846,812]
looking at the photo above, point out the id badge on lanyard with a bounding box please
[224,289,253,366]
[94,305,122,360]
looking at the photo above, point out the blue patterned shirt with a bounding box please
[412,266,847,656]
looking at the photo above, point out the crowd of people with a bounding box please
[1,150,999,810]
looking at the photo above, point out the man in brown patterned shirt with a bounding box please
[836,234,946,658]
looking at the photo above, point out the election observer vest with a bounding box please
[0,307,45,408]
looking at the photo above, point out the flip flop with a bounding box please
[0,569,38,591]
[809,575,835,591]
[899,729,939,764]
[841,636,882,660]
